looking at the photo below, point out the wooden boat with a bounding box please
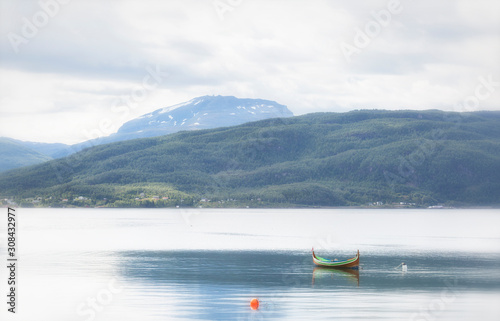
[312,248,359,269]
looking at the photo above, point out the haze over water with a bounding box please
[1,208,499,320]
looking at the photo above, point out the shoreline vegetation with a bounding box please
[1,110,499,209]
[2,200,498,209]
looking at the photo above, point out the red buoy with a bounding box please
[250,298,259,310]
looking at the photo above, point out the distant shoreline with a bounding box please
[3,204,499,210]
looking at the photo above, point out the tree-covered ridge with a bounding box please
[0,138,53,172]
[1,110,499,208]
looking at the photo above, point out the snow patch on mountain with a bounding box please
[113,95,293,140]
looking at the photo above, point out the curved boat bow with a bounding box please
[312,248,360,269]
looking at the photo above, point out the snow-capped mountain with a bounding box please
[0,96,294,168]
[115,95,294,140]
[49,95,293,158]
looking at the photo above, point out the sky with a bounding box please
[0,0,499,144]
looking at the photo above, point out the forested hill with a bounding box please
[1,110,499,208]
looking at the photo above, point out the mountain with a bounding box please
[13,139,69,158]
[115,95,293,140]
[0,138,68,172]
[53,95,293,158]
[1,110,499,208]
[2,96,294,167]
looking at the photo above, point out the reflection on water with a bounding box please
[0,208,499,321]
[112,249,500,320]
[312,267,360,287]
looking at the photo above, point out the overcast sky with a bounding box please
[1,0,499,144]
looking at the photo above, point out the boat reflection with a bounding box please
[312,267,360,287]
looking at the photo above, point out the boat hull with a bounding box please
[312,249,360,269]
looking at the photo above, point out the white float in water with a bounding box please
[395,262,408,272]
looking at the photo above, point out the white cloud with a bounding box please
[0,0,499,143]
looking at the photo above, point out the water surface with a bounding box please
[0,208,499,320]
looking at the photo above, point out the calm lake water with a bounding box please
[1,208,499,321]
